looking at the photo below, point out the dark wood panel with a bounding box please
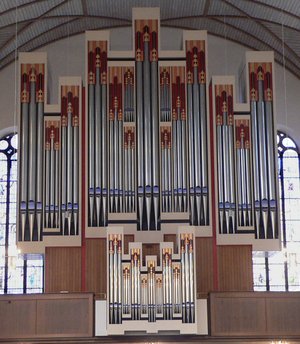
[164,234,178,254]
[142,243,160,266]
[85,238,107,298]
[124,234,135,254]
[45,247,81,293]
[37,298,92,336]
[0,293,93,339]
[209,292,266,336]
[266,297,300,335]
[217,245,253,291]
[0,299,36,337]
[209,291,300,337]
[195,237,214,296]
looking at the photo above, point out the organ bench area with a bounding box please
[17,8,280,336]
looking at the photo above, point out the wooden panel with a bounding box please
[209,291,300,337]
[142,243,160,266]
[266,297,300,335]
[164,234,178,254]
[0,299,36,337]
[124,234,134,254]
[0,293,93,339]
[85,238,107,298]
[45,247,81,293]
[195,237,214,296]
[37,297,92,336]
[210,292,266,336]
[217,245,253,291]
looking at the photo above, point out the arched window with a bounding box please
[0,133,44,294]
[253,131,300,291]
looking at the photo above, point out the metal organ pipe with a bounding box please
[28,69,37,240]
[136,23,160,230]
[95,54,102,225]
[151,31,159,230]
[136,30,144,230]
[36,72,44,239]
[20,72,29,241]
[88,43,107,227]
[186,43,209,226]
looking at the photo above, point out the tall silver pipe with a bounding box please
[167,136,171,212]
[181,237,186,322]
[237,147,243,226]
[136,55,144,230]
[250,99,261,236]
[101,82,107,226]
[88,83,95,227]
[73,108,79,235]
[50,133,55,228]
[160,77,165,121]
[187,83,195,224]
[257,80,268,201]
[20,74,29,241]
[118,114,123,213]
[184,236,190,323]
[54,132,60,229]
[66,95,74,235]
[36,82,44,239]
[265,99,276,236]
[124,135,128,212]
[95,67,101,225]
[189,235,195,323]
[109,110,114,213]
[137,251,141,319]
[44,129,50,228]
[177,108,182,212]
[228,122,235,233]
[143,37,152,230]
[217,122,224,233]
[257,79,268,236]
[199,83,208,224]
[114,95,119,213]
[117,237,122,323]
[28,76,37,241]
[109,238,114,323]
[161,134,165,212]
[244,147,252,225]
[181,117,187,212]
[61,121,67,234]
[193,66,201,225]
[113,237,118,322]
[151,57,159,230]
[172,118,178,212]
[131,133,135,212]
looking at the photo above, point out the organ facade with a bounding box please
[17,8,280,334]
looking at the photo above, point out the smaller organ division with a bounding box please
[107,229,196,325]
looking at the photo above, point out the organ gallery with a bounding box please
[17,8,280,334]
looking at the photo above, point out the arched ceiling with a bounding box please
[1,0,300,77]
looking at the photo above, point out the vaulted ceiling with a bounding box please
[1,0,300,77]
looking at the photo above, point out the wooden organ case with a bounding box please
[17,8,280,335]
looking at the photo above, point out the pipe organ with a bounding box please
[107,229,196,328]
[17,7,281,335]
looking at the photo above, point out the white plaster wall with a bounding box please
[0,26,299,147]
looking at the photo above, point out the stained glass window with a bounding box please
[0,133,44,294]
[253,131,300,291]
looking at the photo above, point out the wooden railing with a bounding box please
[209,291,300,337]
[0,293,93,339]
